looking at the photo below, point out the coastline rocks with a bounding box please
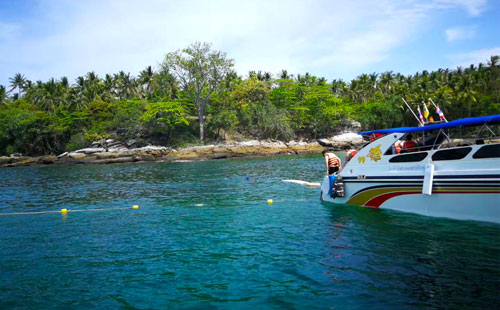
[1,133,361,168]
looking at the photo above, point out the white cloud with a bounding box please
[435,0,487,16]
[448,47,500,67]
[0,0,495,85]
[445,26,477,41]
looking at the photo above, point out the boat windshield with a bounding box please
[384,123,500,155]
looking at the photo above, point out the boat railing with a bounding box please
[388,135,500,154]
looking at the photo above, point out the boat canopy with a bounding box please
[359,114,500,135]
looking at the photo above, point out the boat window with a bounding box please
[389,152,428,163]
[472,144,500,159]
[432,147,472,161]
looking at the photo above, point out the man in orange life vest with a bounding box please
[322,150,342,175]
[402,134,417,153]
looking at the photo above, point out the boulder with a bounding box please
[68,152,87,160]
[318,132,364,149]
[341,120,362,133]
[57,152,69,158]
[74,148,106,154]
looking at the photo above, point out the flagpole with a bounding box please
[421,101,427,124]
[429,98,448,122]
[402,98,423,126]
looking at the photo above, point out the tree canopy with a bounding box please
[0,44,499,156]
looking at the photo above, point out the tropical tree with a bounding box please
[0,85,7,104]
[9,73,27,98]
[162,42,234,141]
[141,100,189,144]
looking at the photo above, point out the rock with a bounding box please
[342,120,362,133]
[9,157,39,167]
[240,140,260,147]
[68,152,87,159]
[135,153,155,161]
[10,153,23,157]
[0,156,13,165]
[57,152,69,158]
[90,142,100,148]
[74,148,106,154]
[126,139,137,147]
[40,156,57,164]
[107,141,124,148]
[318,132,364,149]
[94,152,119,159]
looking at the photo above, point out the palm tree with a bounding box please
[279,70,292,80]
[139,66,154,98]
[0,85,7,104]
[9,73,27,98]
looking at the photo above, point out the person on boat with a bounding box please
[344,147,358,166]
[402,134,417,153]
[369,132,383,142]
[322,150,342,175]
[391,140,403,154]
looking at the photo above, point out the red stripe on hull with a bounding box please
[365,192,418,208]
[363,191,499,208]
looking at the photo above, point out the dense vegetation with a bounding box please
[1,42,499,156]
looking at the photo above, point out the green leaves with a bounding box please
[141,100,188,127]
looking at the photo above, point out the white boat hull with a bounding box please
[321,133,500,223]
[321,176,500,223]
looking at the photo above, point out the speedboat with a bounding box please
[321,115,500,223]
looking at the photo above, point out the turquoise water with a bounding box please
[1,155,499,309]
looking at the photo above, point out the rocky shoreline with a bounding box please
[0,133,364,168]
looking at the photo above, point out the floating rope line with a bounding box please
[0,205,139,216]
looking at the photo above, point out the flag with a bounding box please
[436,105,445,120]
[423,104,430,119]
[418,105,424,126]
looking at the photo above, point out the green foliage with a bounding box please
[0,44,498,156]
[141,100,189,145]
[207,109,238,139]
[162,42,234,140]
[239,103,293,140]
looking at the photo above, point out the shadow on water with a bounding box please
[320,202,500,309]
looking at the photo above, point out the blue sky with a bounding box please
[1,0,499,87]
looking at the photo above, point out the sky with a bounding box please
[1,0,499,87]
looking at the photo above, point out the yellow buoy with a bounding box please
[132,205,139,209]
[61,208,68,214]
[194,204,204,207]
[267,199,273,204]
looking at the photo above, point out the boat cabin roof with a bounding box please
[359,114,500,135]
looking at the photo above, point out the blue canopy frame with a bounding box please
[359,114,500,135]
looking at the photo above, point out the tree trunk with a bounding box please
[198,108,205,141]
[197,99,205,141]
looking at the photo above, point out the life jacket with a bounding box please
[370,133,383,142]
[347,149,358,157]
[394,141,402,154]
[403,140,416,152]
[327,153,341,167]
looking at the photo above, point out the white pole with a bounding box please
[402,98,423,126]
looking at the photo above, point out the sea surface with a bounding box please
[0,154,499,309]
